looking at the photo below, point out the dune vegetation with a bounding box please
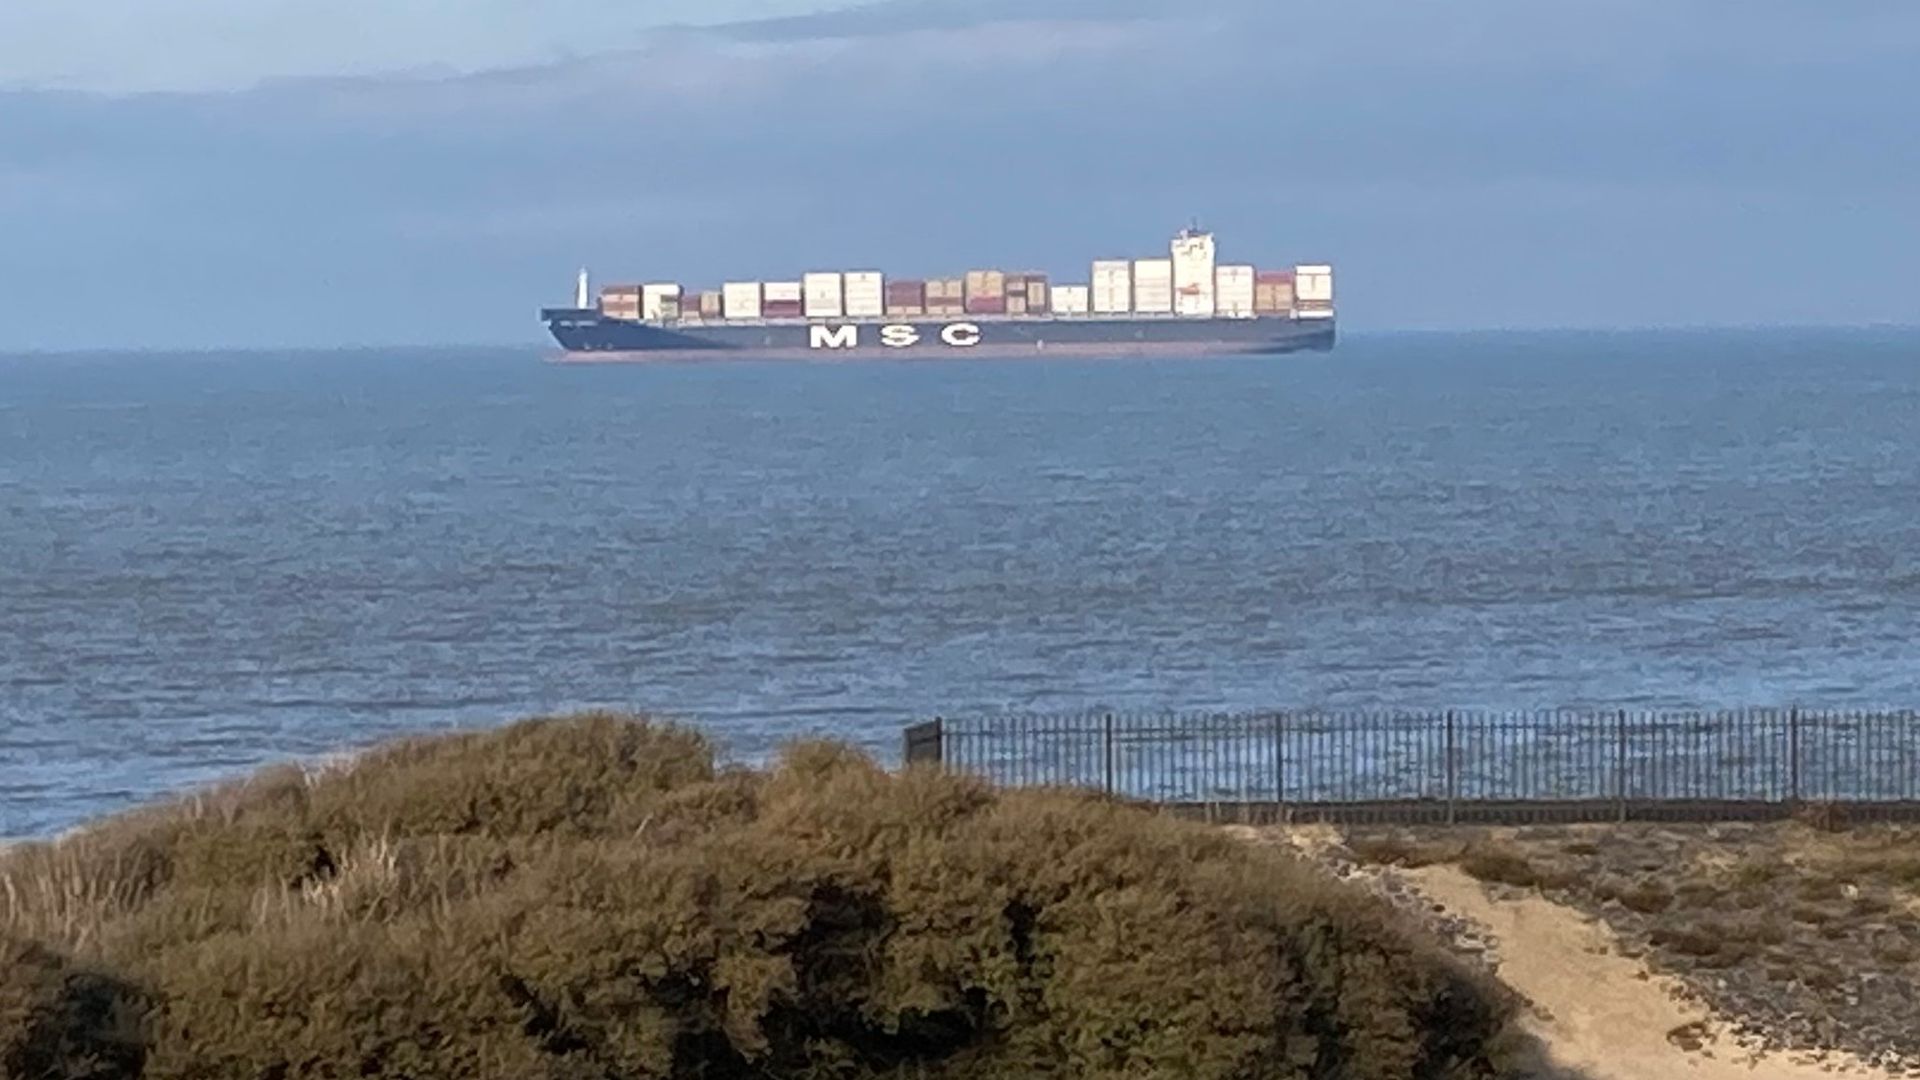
[1,713,1524,1080]
[1336,820,1920,1071]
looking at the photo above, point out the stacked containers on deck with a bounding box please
[1254,270,1295,315]
[1294,265,1334,318]
[600,284,642,321]
[1091,260,1132,314]
[843,272,885,318]
[1052,285,1090,316]
[1132,259,1173,314]
[763,281,805,319]
[696,291,724,320]
[723,282,763,320]
[1171,232,1217,317]
[642,283,682,321]
[1214,265,1256,318]
[803,272,844,319]
[926,278,965,316]
[1004,273,1049,316]
[964,270,1007,315]
[886,280,927,317]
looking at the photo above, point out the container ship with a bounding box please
[540,228,1333,362]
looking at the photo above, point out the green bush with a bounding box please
[2,714,1517,1080]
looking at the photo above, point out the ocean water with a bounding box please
[3,329,1917,838]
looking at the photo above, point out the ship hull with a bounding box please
[540,310,1334,363]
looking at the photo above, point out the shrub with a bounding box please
[0,937,146,1080]
[1,714,1518,1080]
[1457,847,1547,889]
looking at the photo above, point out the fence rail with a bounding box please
[902,709,1920,825]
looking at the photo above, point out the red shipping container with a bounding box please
[1256,270,1295,284]
[964,296,1008,315]
[762,300,805,318]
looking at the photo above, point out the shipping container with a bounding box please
[1091,260,1132,314]
[965,295,1008,315]
[803,272,844,319]
[1254,284,1295,315]
[764,281,804,303]
[1004,272,1049,315]
[642,283,682,321]
[762,300,805,319]
[964,269,1007,303]
[926,279,964,314]
[1294,264,1334,303]
[1051,285,1090,316]
[885,280,927,315]
[722,281,763,320]
[600,284,642,320]
[1214,265,1256,319]
[1007,295,1028,316]
[842,270,884,318]
[1132,259,1173,314]
[697,291,724,318]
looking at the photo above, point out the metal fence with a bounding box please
[902,709,1920,824]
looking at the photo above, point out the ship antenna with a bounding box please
[576,268,590,309]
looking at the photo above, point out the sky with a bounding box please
[1,0,1917,349]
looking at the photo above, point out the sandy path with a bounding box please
[1404,865,1901,1080]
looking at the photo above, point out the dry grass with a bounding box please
[1,714,1523,1080]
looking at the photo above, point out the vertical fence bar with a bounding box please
[1444,710,1458,825]
[1272,711,1286,819]
[1788,706,1802,807]
[1615,709,1629,822]
[1103,713,1115,796]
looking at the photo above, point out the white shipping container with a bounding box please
[1132,259,1172,284]
[722,282,763,320]
[764,281,803,303]
[1294,265,1334,303]
[1091,259,1132,314]
[803,272,844,318]
[1133,259,1173,313]
[1052,285,1090,316]
[843,271,885,318]
[641,283,682,320]
[1215,265,1256,318]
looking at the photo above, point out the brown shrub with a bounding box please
[1,714,1519,1080]
[1458,846,1552,890]
[0,937,146,1080]
[1595,876,1673,914]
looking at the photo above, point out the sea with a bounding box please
[3,328,1917,839]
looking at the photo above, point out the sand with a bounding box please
[1403,864,1906,1080]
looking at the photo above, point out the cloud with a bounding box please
[0,0,1916,349]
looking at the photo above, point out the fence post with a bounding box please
[1788,706,1801,808]
[1103,713,1116,796]
[1615,710,1629,822]
[1273,711,1286,822]
[902,718,945,767]
[1444,710,1457,825]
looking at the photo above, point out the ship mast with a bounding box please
[575,268,590,310]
